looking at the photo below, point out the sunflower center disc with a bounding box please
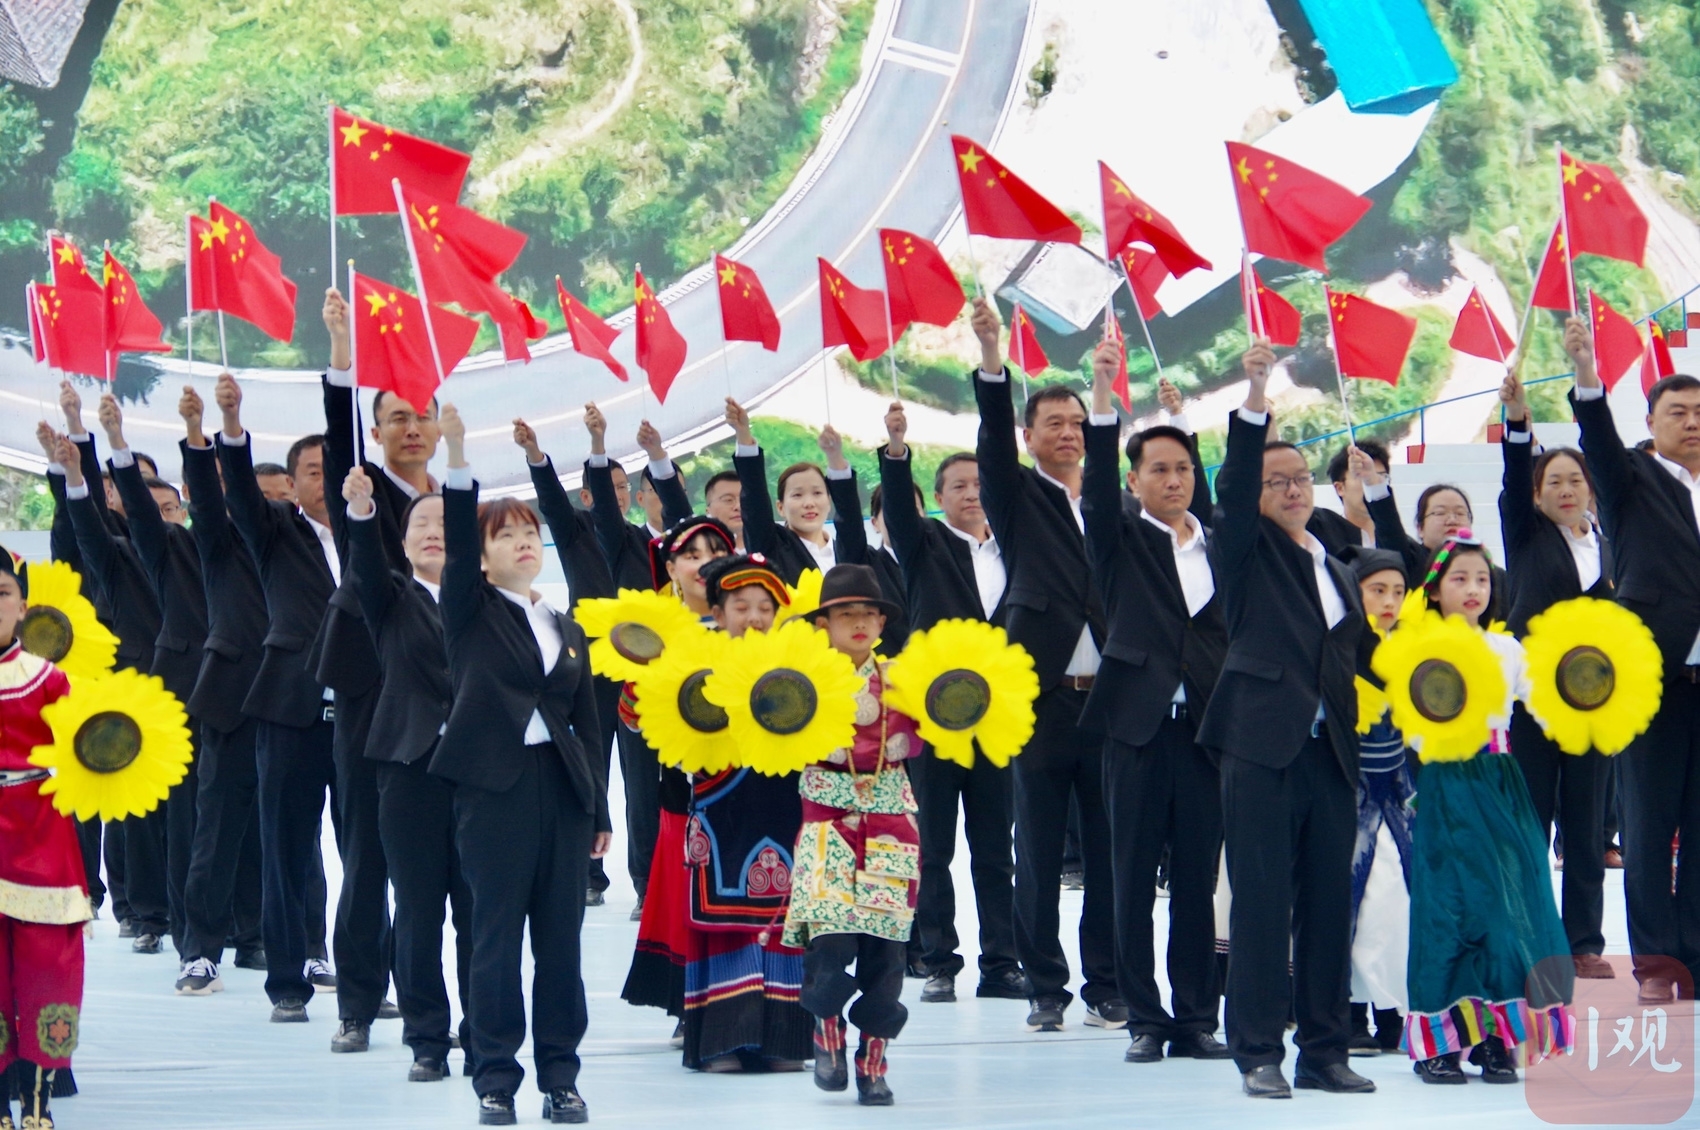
[677,670,729,733]
[1557,645,1615,712]
[926,670,991,731]
[609,622,665,665]
[19,606,73,663]
[1410,659,1466,724]
[750,668,817,736]
[73,711,143,774]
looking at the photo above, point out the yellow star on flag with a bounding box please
[340,120,368,148]
[56,246,75,265]
[958,146,982,174]
[1562,158,1582,186]
[1111,178,1132,199]
[210,217,230,243]
[718,264,737,286]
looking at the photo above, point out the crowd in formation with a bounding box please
[3,288,1698,1127]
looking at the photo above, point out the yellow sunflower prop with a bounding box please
[573,588,710,682]
[30,669,194,821]
[19,560,118,681]
[1355,675,1389,735]
[632,632,740,774]
[1523,597,1662,755]
[702,619,863,776]
[783,569,824,623]
[883,619,1039,769]
[1371,607,1505,763]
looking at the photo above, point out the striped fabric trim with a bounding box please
[1402,996,1574,1064]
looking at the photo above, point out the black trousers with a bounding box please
[1105,713,1223,1038]
[802,934,909,1039]
[103,819,130,923]
[257,715,336,1005]
[124,802,170,937]
[331,688,392,1023]
[164,725,201,958]
[183,718,263,964]
[1510,704,1607,955]
[1011,686,1116,1009]
[589,676,621,896]
[1220,735,1355,1072]
[455,743,593,1097]
[1620,678,1700,985]
[615,725,660,899]
[76,818,107,915]
[908,746,1018,979]
[377,758,472,1061]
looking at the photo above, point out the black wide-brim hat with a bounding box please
[793,563,901,622]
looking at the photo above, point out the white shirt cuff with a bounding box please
[1574,383,1606,402]
[1363,480,1392,502]
[347,505,377,522]
[976,367,1007,384]
[325,366,354,389]
[109,447,135,469]
[648,459,675,480]
[826,465,852,481]
[46,463,65,477]
[1088,412,1118,427]
[1168,412,1190,433]
[735,443,759,458]
[65,481,90,501]
[528,455,549,468]
[222,430,249,446]
[586,452,609,468]
[70,431,90,443]
[1504,424,1533,443]
[1237,407,1268,425]
[445,465,473,490]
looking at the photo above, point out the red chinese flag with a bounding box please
[1010,304,1049,377]
[818,259,890,362]
[332,108,473,216]
[1589,290,1643,392]
[1641,319,1677,397]
[103,250,170,366]
[1448,286,1515,363]
[25,284,45,364]
[187,203,298,342]
[951,136,1082,244]
[634,268,688,403]
[714,254,781,351]
[1561,150,1649,267]
[1227,141,1371,273]
[1531,222,1574,312]
[1099,162,1211,277]
[1243,260,1302,347]
[497,294,547,363]
[879,228,962,329]
[351,271,479,413]
[31,283,107,378]
[1106,316,1131,413]
[1327,289,1416,385]
[1120,246,1166,321]
[399,186,530,344]
[555,278,627,382]
[50,236,102,296]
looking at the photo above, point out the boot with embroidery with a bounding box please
[18,1066,53,1130]
[855,1037,893,1106]
[812,1016,847,1092]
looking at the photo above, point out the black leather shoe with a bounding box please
[408,1057,446,1082]
[1025,998,1066,1032]
[1469,1040,1518,1084]
[1124,1033,1163,1063]
[330,1020,370,1053]
[1167,1031,1232,1060]
[377,999,401,1020]
[1414,1052,1467,1084]
[1294,1060,1376,1093]
[975,969,1033,999]
[856,1075,894,1106]
[542,1088,588,1124]
[1241,1064,1291,1098]
[118,919,136,939]
[1638,976,1675,1005]
[233,949,267,971]
[132,933,162,954]
[584,887,605,908]
[920,972,955,1003]
[477,1092,517,1126]
[905,961,928,979]
[629,897,644,922]
[270,999,309,1023]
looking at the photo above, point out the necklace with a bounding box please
[848,664,887,809]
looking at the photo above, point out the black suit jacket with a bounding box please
[1499,428,1614,636]
[734,447,868,585]
[1307,507,1372,559]
[877,446,1006,633]
[530,457,619,604]
[584,458,691,593]
[866,547,910,656]
[180,440,267,734]
[348,509,449,765]
[1078,420,1227,746]
[434,480,608,829]
[1573,390,1700,671]
[64,437,160,677]
[1195,411,1370,780]
[46,453,107,620]
[217,432,335,728]
[110,454,207,703]
[1367,483,1508,624]
[972,371,1105,691]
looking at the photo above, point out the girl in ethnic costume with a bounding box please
[785,564,921,1107]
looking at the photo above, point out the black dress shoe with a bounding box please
[1414,1052,1467,1084]
[408,1056,446,1082]
[542,1088,589,1124]
[975,969,1032,999]
[920,972,955,1003]
[629,897,644,923]
[270,999,309,1023]
[904,961,928,980]
[1638,976,1675,1005]
[1167,1031,1232,1060]
[1469,1040,1518,1084]
[584,888,605,908]
[233,949,267,971]
[330,1020,370,1053]
[478,1092,517,1126]
[132,933,162,954]
[1124,1033,1163,1063]
[1295,1060,1376,1093]
[855,1074,894,1106]
[118,919,137,939]
[1241,1064,1291,1098]
[377,999,401,1020]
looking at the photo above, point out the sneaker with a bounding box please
[1084,1000,1129,1030]
[585,887,606,907]
[1060,870,1085,891]
[118,918,137,939]
[175,957,223,996]
[132,932,163,954]
[330,1019,371,1053]
[1348,1031,1382,1056]
[1025,998,1066,1032]
[629,896,645,922]
[920,972,956,1003]
[270,998,310,1023]
[305,958,337,990]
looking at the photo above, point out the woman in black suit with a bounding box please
[1497,374,1615,982]
[434,405,610,1127]
[341,466,471,1083]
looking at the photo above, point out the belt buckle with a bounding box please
[1310,720,1323,739]
[322,704,337,723]
[1168,702,1185,721]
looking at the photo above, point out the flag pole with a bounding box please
[712,262,734,400]
[964,234,986,300]
[184,213,194,379]
[347,259,362,468]
[1012,306,1029,403]
[636,262,650,421]
[879,282,901,402]
[821,347,833,426]
[1322,285,1357,444]
[207,196,230,368]
[1556,144,1579,317]
[1241,249,1267,341]
[328,104,339,291]
[102,240,113,384]
[393,179,449,391]
[1118,258,1165,380]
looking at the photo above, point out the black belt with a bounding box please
[1682,667,1700,685]
[1060,675,1095,691]
[0,769,50,788]
[321,704,337,723]
[1165,702,1187,720]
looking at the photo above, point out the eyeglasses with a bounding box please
[1261,472,1314,493]
[1423,506,1471,524]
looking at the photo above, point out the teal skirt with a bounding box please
[1403,752,1575,1062]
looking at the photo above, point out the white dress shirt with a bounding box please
[1033,463,1101,677]
[498,587,562,745]
[734,443,843,570]
[943,521,1008,619]
[1141,510,1213,702]
[1505,423,1603,590]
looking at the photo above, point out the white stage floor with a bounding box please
[62,768,1648,1129]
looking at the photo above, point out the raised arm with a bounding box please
[319,288,360,547]
[516,418,594,577]
[878,402,926,566]
[58,433,120,605]
[636,419,691,530]
[213,371,275,563]
[1159,379,1215,525]
[1498,373,1539,556]
[969,298,1021,540]
[818,424,868,564]
[343,466,397,634]
[1082,341,1126,576]
[1362,479,1425,583]
[1212,340,1277,574]
[439,405,481,640]
[581,403,634,569]
[1564,313,1632,524]
[727,397,779,557]
[38,420,83,574]
[101,394,170,587]
[59,380,114,528]
[178,385,234,567]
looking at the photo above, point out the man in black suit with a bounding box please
[703,470,745,549]
[215,372,340,1025]
[1080,346,1230,1065]
[878,400,1025,1006]
[1309,441,1387,557]
[862,481,913,656]
[968,298,1119,1033]
[1198,340,1376,1098]
[1568,316,1700,1002]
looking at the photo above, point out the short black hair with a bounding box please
[869,481,923,519]
[132,451,159,477]
[704,470,740,500]
[1325,439,1389,485]
[1415,483,1472,524]
[400,491,443,528]
[1648,373,1700,413]
[370,388,439,418]
[285,435,325,478]
[254,462,289,478]
[1263,440,1303,458]
[141,475,179,501]
[1022,384,1087,428]
[1125,425,1193,471]
[933,452,977,494]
